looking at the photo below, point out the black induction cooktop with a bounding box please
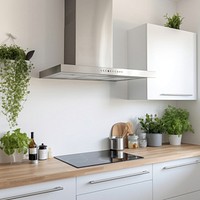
[55,150,143,168]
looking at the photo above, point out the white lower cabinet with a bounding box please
[77,164,152,200]
[153,157,200,200]
[0,178,76,200]
[3,156,200,200]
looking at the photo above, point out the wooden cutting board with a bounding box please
[111,122,127,137]
[111,122,133,148]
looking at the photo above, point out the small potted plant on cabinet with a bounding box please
[138,114,164,147]
[164,13,184,29]
[162,105,194,145]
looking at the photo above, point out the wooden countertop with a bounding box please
[1,144,200,189]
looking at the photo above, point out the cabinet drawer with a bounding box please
[77,164,152,195]
[77,180,152,200]
[169,190,200,200]
[0,178,76,200]
[153,157,200,200]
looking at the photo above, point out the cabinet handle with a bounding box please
[89,170,150,184]
[162,160,199,170]
[160,94,193,97]
[0,186,63,200]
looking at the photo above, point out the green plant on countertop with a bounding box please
[138,113,165,134]
[0,128,30,155]
[0,44,34,128]
[161,105,194,136]
[164,13,184,29]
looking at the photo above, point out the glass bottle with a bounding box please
[29,132,38,164]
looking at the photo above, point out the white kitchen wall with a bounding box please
[0,0,180,156]
[176,0,200,144]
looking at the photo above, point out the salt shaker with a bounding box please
[138,133,147,148]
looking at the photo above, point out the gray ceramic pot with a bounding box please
[147,133,162,147]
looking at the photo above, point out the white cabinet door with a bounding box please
[0,178,76,200]
[169,190,200,200]
[153,157,200,200]
[128,23,196,100]
[77,180,152,200]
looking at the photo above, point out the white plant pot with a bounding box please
[0,149,24,164]
[169,135,182,145]
[0,149,11,163]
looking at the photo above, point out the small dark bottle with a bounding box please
[29,132,38,164]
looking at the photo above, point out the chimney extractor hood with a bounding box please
[39,64,155,81]
[39,0,155,81]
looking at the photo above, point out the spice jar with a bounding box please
[138,133,147,148]
[128,134,139,149]
[38,143,48,160]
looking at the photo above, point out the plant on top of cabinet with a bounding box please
[0,43,34,128]
[164,13,184,29]
[138,114,164,147]
[162,105,194,145]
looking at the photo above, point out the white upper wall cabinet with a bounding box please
[127,23,197,100]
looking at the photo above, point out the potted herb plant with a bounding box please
[0,128,30,163]
[138,114,164,147]
[164,13,184,29]
[0,44,34,128]
[162,105,194,145]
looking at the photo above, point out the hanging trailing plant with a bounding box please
[0,44,34,128]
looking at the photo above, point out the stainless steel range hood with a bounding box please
[39,64,155,81]
[39,0,155,81]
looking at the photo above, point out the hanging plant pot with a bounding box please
[0,44,34,128]
[169,135,182,145]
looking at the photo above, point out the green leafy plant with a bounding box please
[138,114,164,134]
[0,44,26,60]
[0,44,34,128]
[162,105,194,135]
[164,13,184,29]
[0,128,30,155]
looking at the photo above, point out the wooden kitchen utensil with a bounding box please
[111,122,127,137]
[111,122,130,148]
